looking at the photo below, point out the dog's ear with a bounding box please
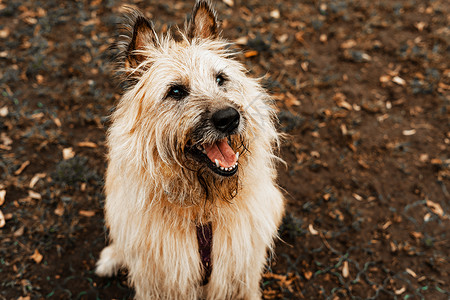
[187,0,218,40]
[126,15,157,69]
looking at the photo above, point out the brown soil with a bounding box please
[0,0,449,299]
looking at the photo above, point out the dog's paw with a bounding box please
[95,245,122,277]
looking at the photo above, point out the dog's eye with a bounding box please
[166,85,189,100]
[216,74,226,86]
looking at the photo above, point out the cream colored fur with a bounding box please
[96,2,284,299]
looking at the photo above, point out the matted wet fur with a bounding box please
[95,1,285,299]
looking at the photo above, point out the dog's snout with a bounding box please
[212,107,240,133]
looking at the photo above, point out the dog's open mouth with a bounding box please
[187,137,239,177]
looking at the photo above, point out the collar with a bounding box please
[196,222,213,285]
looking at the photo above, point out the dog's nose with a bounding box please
[212,107,240,133]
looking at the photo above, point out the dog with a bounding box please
[95,1,285,299]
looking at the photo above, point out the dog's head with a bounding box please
[110,1,278,203]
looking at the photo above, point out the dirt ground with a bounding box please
[0,0,449,299]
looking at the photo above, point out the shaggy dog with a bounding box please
[96,1,285,299]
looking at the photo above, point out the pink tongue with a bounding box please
[204,138,237,168]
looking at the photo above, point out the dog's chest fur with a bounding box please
[104,165,283,299]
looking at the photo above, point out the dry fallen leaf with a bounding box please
[402,129,416,136]
[430,158,442,165]
[0,190,5,206]
[234,36,248,45]
[30,249,43,264]
[264,272,286,281]
[426,200,444,217]
[285,92,301,107]
[379,75,391,83]
[31,112,44,119]
[405,268,417,278]
[14,160,30,175]
[395,286,406,295]
[342,261,349,278]
[222,0,234,6]
[358,159,370,169]
[390,241,398,252]
[270,9,280,19]
[382,220,392,230]
[1,132,13,148]
[340,39,356,49]
[301,61,309,71]
[340,124,348,135]
[78,141,97,148]
[278,33,289,44]
[0,27,10,38]
[54,202,64,216]
[63,147,75,160]
[329,209,344,221]
[295,31,305,43]
[410,231,423,240]
[415,21,427,31]
[24,17,37,25]
[36,74,44,84]
[244,50,258,58]
[28,190,42,200]
[79,210,96,217]
[0,106,8,117]
[308,224,319,235]
[310,151,320,158]
[392,76,406,86]
[353,193,363,201]
[337,100,352,110]
[304,270,312,280]
[333,93,352,110]
[53,117,62,127]
[13,225,24,237]
[419,154,429,162]
[0,209,5,228]
[284,59,296,66]
[29,173,46,188]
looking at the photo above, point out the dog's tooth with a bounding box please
[220,167,224,170]
[215,159,220,168]
[235,152,239,161]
